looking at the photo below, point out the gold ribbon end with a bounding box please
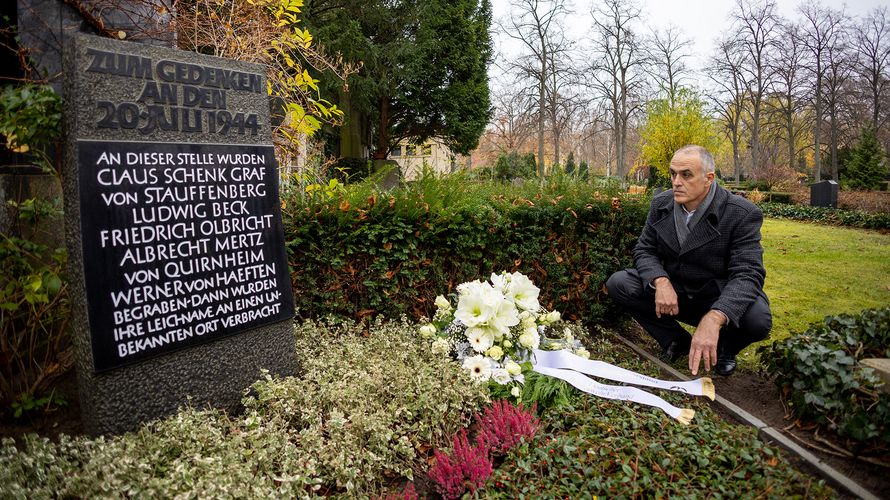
[701,377,716,401]
[677,409,695,425]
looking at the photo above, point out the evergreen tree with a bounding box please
[578,160,589,180]
[304,0,493,158]
[844,127,887,190]
[523,153,537,177]
[495,151,536,180]
[564,151,576,175]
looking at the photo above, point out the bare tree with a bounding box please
[487,77,535,155]
[575,102,612,175]
[765,20,810,173]
[588,0,647,177]
[822,18,856,180]
[502,0,569,175]
[543,34,582,166]
[856,7,890,132]
[708,37,747,181]
[800,2,846,182]
[646,25,693,107]
[731,0,780,173]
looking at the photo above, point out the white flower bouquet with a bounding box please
[420,271,589,398]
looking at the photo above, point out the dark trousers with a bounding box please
[606,269,771,357]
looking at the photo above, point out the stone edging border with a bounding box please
[612,333,880,500]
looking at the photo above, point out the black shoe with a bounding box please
[663,339,688,363]
[715,355,737,376]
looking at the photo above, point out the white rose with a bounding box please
[418,324,437,337]
[491,368,511,385]
[547,311,561,323]
[511,386,521,398]
[486,345,504,360]
[504,360,522,376]
[435,295,451,311]
[518,329,540,350]
[520,311,537,328]
[574,348,590,359]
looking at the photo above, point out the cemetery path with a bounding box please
[713,372,889,499]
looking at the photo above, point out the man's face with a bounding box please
[670,151,714,210]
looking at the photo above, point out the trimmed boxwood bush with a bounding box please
[282,174,649,325]
[758,307,890,452]
[759,202,890,229]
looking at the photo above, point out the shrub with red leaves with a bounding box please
[427,430,493,500]
[475,400,541,456]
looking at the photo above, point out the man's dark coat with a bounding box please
[632,184,767,327]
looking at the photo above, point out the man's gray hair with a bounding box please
[675,145,715,175]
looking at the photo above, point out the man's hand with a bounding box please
[689,310,725,375]
[653,277,678,318]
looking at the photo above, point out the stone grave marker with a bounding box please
[810,180,838,208]
[62,33,296,435]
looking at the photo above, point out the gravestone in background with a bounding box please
[63,33,296,435]
[810,180,838,208]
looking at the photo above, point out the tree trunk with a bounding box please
[339,88,364,158]
[374,97,391,160]
[538,43,547,177]
[732,132,741,181]
[787,113,795,172]
[553,128,561,168]
[618,83,628,177]
[829,108,839,180]
[751,100,761,172]
[813,71,823,182]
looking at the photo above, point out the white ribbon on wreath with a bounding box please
[531,348,715,425]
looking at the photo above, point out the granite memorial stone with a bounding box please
[63,33,296,435]
[810,180,838,208]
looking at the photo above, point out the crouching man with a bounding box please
[606,145,772,376]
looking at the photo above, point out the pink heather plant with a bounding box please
[427,430,493,500]
[475,399,541,456]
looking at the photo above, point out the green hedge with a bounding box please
[282,175,649,325]
[759,202,890,230]
[758,308,890,451]
[764,192,793,204]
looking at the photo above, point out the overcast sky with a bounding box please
[490,0,889,86]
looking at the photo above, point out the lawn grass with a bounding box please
[737,218,890,368]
